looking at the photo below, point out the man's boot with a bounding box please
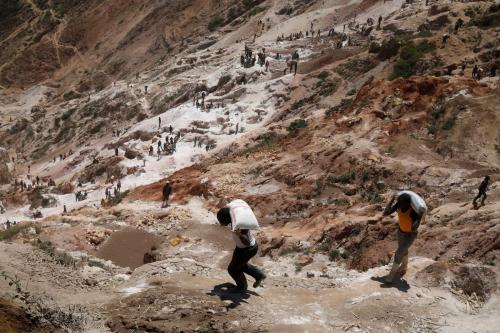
[385,262,400,283]
[397,254,409,279]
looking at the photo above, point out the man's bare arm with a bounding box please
[383,195,397,216]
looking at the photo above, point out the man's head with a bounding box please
[484,175,490,183]
[216,207,231,226]
[397,193,412,212]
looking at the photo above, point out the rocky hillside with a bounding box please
[0,0,499,332]
[1,0,268,89]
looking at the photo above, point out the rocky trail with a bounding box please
[101,202,499,333]
[0,0,499,332]
[1,199,498,332]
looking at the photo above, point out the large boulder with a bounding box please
[124,148,141,160]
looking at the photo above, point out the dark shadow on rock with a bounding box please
[371,276,410,292]
[207,283,260,309]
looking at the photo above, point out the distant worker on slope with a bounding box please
[162,182,172,208]
[382,191,427,283]
[473,176,490,209]
[291,50,299,76]
[442,33,449,45]
[472,64,479,79]
[217,200,266,293]
[454,18,464,33]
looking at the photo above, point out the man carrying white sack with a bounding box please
[217,199,266,293]
[382,191,427,283]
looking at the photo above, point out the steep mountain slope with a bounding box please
[0,0,499,332]
[0,0,266,89]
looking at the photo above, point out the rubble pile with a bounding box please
[85,226,112,246]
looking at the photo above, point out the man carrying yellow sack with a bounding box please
[382,191,427,283]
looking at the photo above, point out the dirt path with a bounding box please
[1,198,499,332]
[100,200,500,333]
[161,263,444,332]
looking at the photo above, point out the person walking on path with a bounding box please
[473,176,490,208]
[381,191,427,283]
[162,182,172,208]
[217,201,266,293]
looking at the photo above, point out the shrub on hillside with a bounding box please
[292,95,317,110]
[317,71,329,80]
[0,223,40,241]
[468,11,500,28]
[441,116,456,130]
[327,172,355,184]
[318,80,339,96]
[208,16,224,31]
[288,119,307,132]
[32,239,76,266]
[105,190,129,206]
[9,118,29,134]
[391,40,436,79]
[377,38,400,60]
[63,90,81,101]
[61,108,76,120]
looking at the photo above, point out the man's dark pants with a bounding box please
[228,244,264,290]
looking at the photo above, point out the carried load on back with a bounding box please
[396,190,427,217]
[226,199,259,231]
